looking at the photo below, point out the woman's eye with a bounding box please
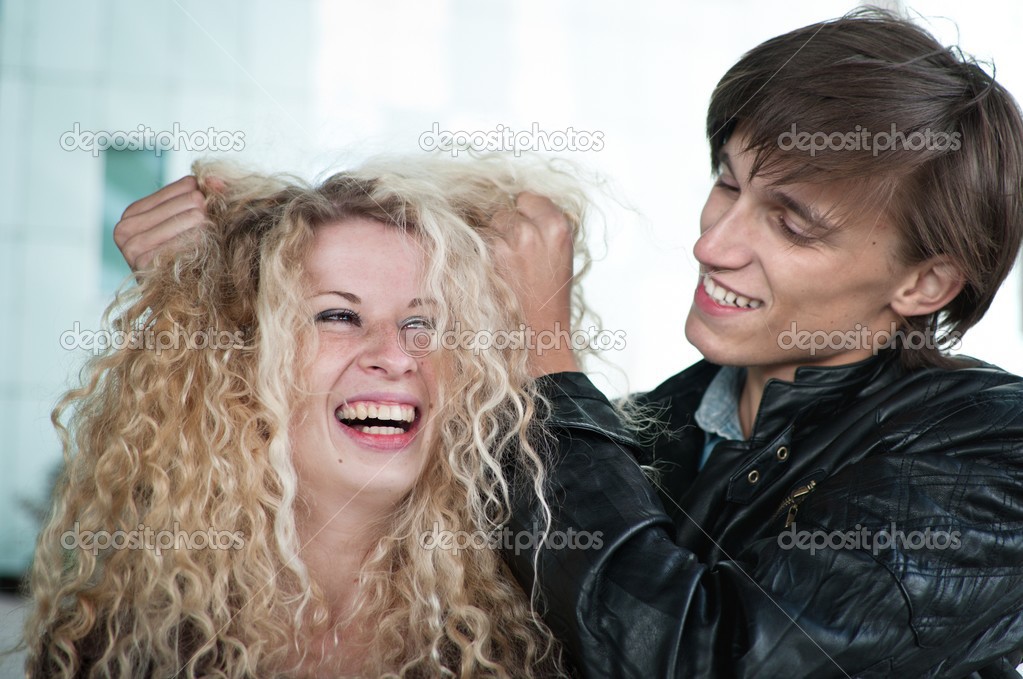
[315,309,361,326]
[398,317,437,357]
[401,316,435,331]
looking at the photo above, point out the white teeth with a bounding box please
[703,276,762,309]
[336,402,417,425]
[358,425,403,435]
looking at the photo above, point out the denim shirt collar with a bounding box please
[694,365,746,443]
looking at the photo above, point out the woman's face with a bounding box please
[290,217,439,517]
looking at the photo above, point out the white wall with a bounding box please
[307,0,1023,395]
[0,0,317,577]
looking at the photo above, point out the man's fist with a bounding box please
[491,192,580,377]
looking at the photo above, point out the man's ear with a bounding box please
[890,256,965,317]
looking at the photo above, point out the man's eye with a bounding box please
[315,309,361,326]
[775,215,814,246]
[714,178,739,192]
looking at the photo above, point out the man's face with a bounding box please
[685,132,912,378]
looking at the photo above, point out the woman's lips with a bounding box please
[334,399,423,451]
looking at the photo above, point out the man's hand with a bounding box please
[113,176,213,271]
[491,193,580,377]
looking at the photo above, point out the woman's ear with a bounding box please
[890,256,965,318]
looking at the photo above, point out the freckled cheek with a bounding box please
[417,361,441,407]
[313,338,359,367]
[298,347,356,394]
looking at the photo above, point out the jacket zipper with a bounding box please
[774,480,817,528]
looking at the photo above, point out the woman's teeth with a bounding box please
[335,402,416,435]
[703,276,762,309]
[355,425,405,435]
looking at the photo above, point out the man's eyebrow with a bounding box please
[765,188,837,234]
[718,151,736,177]
[719,149,839,234]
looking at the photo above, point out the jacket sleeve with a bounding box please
[502,372,1023,678]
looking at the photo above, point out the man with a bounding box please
[497,9,1023,678]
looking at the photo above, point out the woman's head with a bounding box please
[291,216,438,516]
[194,158,560,524]
[28,154,590,677]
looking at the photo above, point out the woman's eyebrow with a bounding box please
[307,293,437,307]
[408,297,437,309]
[310,290,362,303]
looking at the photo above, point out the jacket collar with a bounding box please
[748,347,903,445]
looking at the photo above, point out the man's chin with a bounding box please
[684,315,750,367]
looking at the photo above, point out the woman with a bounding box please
[25,155,591,677]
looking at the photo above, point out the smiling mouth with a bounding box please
[703,275,763,309]
[335,401,418,436]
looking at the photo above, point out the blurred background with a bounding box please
[1,0,1021,672]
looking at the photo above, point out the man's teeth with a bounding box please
[703,277,762,309]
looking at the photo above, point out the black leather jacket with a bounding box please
[505,350,1023,678]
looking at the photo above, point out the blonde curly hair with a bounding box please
[25,154,593,677]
